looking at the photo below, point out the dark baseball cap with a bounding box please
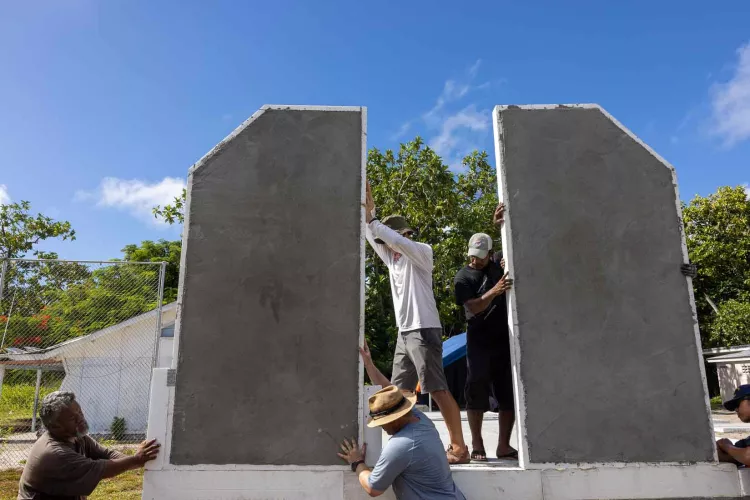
[374,215,415,244]
[724,384,750,411]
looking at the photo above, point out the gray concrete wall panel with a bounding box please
[495,105,714,463]
[171,106,364,465]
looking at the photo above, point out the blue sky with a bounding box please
[1,0,749,261]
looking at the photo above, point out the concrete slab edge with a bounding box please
[142,464,742,499]
[492,105,532,468]
[188,105,366,176]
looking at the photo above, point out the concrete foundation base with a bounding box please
[142,463,746,499]
[145,370,746,499]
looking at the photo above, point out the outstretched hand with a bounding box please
[135,439,160,464]
[338,438,367,465]
[493,203,506,227]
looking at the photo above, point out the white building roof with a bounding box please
[707,347,750,364]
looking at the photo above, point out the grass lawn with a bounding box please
[0,468,143,499]
[0,382,60,430]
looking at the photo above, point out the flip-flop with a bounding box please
[471,449,488,462]
[497,450,519,460]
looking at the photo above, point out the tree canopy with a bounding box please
[0,201,75,258]
[682,185,750,347]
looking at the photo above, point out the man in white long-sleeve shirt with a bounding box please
[364,182,469,464]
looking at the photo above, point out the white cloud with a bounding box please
[76,177,185,225]
[711,42,750,146]
[0,185,9,205]
[391,121,412,141]
[429,105,490,157]
[745,184,750,199]
[388,59,497,167]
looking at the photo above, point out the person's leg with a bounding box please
[464,336,491,460]
[390,331,418,392]
[493,347,517,458]
[429,389,466,449]
[467,410,486,460]
[497,410,516,457]
[406,328,468,461]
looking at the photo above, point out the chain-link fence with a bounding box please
[0,258,166,469]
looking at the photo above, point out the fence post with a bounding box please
[152,262,167,369]
[31,369,42,432]
[0,259,7,304]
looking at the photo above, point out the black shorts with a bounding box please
[464,331,514,412]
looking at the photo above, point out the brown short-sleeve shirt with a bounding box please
[17,432,125,500]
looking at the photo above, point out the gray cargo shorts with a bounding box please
[391,328,449,394]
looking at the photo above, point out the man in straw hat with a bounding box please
[364,181,469,465]
[337,384,466,499]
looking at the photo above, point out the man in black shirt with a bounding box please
[453,204,516,462]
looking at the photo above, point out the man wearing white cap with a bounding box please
[453,204,516,462]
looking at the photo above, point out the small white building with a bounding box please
[707,345,750,403]
[0,302,176,435]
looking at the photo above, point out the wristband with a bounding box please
[351,459,365,472]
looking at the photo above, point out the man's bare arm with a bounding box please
[357,463,384,497]
[360,339,391,388]
[102,439,159,479]
[718,439,750,466]
[463,272,513,315]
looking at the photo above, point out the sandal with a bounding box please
[446,445,470,465]
[471,449,488,462]
[496,449,519,460]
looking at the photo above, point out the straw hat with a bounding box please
[366,386,417,428]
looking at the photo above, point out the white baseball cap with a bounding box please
[468,233,493,259]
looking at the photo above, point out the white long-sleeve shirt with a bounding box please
[366,220,442,332]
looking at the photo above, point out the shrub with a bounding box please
[111,417,126,441]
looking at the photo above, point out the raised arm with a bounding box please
[365,223,393,264]
[368,221,433,272]
[364,181,431,271]
[493,203,505,235]
[360,338,392,388]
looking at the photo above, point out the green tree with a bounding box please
[711,300,750,346]
[152,189,186,225]
[682,186,750,347]
[366,139,498,374]
[0,201,79,349]
[0,201,75,258]
[121,240,182,304]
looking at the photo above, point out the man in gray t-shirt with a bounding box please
[338,345,465,499]
[368,407,465,499]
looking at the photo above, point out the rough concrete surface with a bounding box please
[496,106,714,463]
[171,107,364,465]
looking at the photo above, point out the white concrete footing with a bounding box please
[142,463,744,499]
[144,369,746,499]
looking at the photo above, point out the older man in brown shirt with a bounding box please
[18,391,159,500]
